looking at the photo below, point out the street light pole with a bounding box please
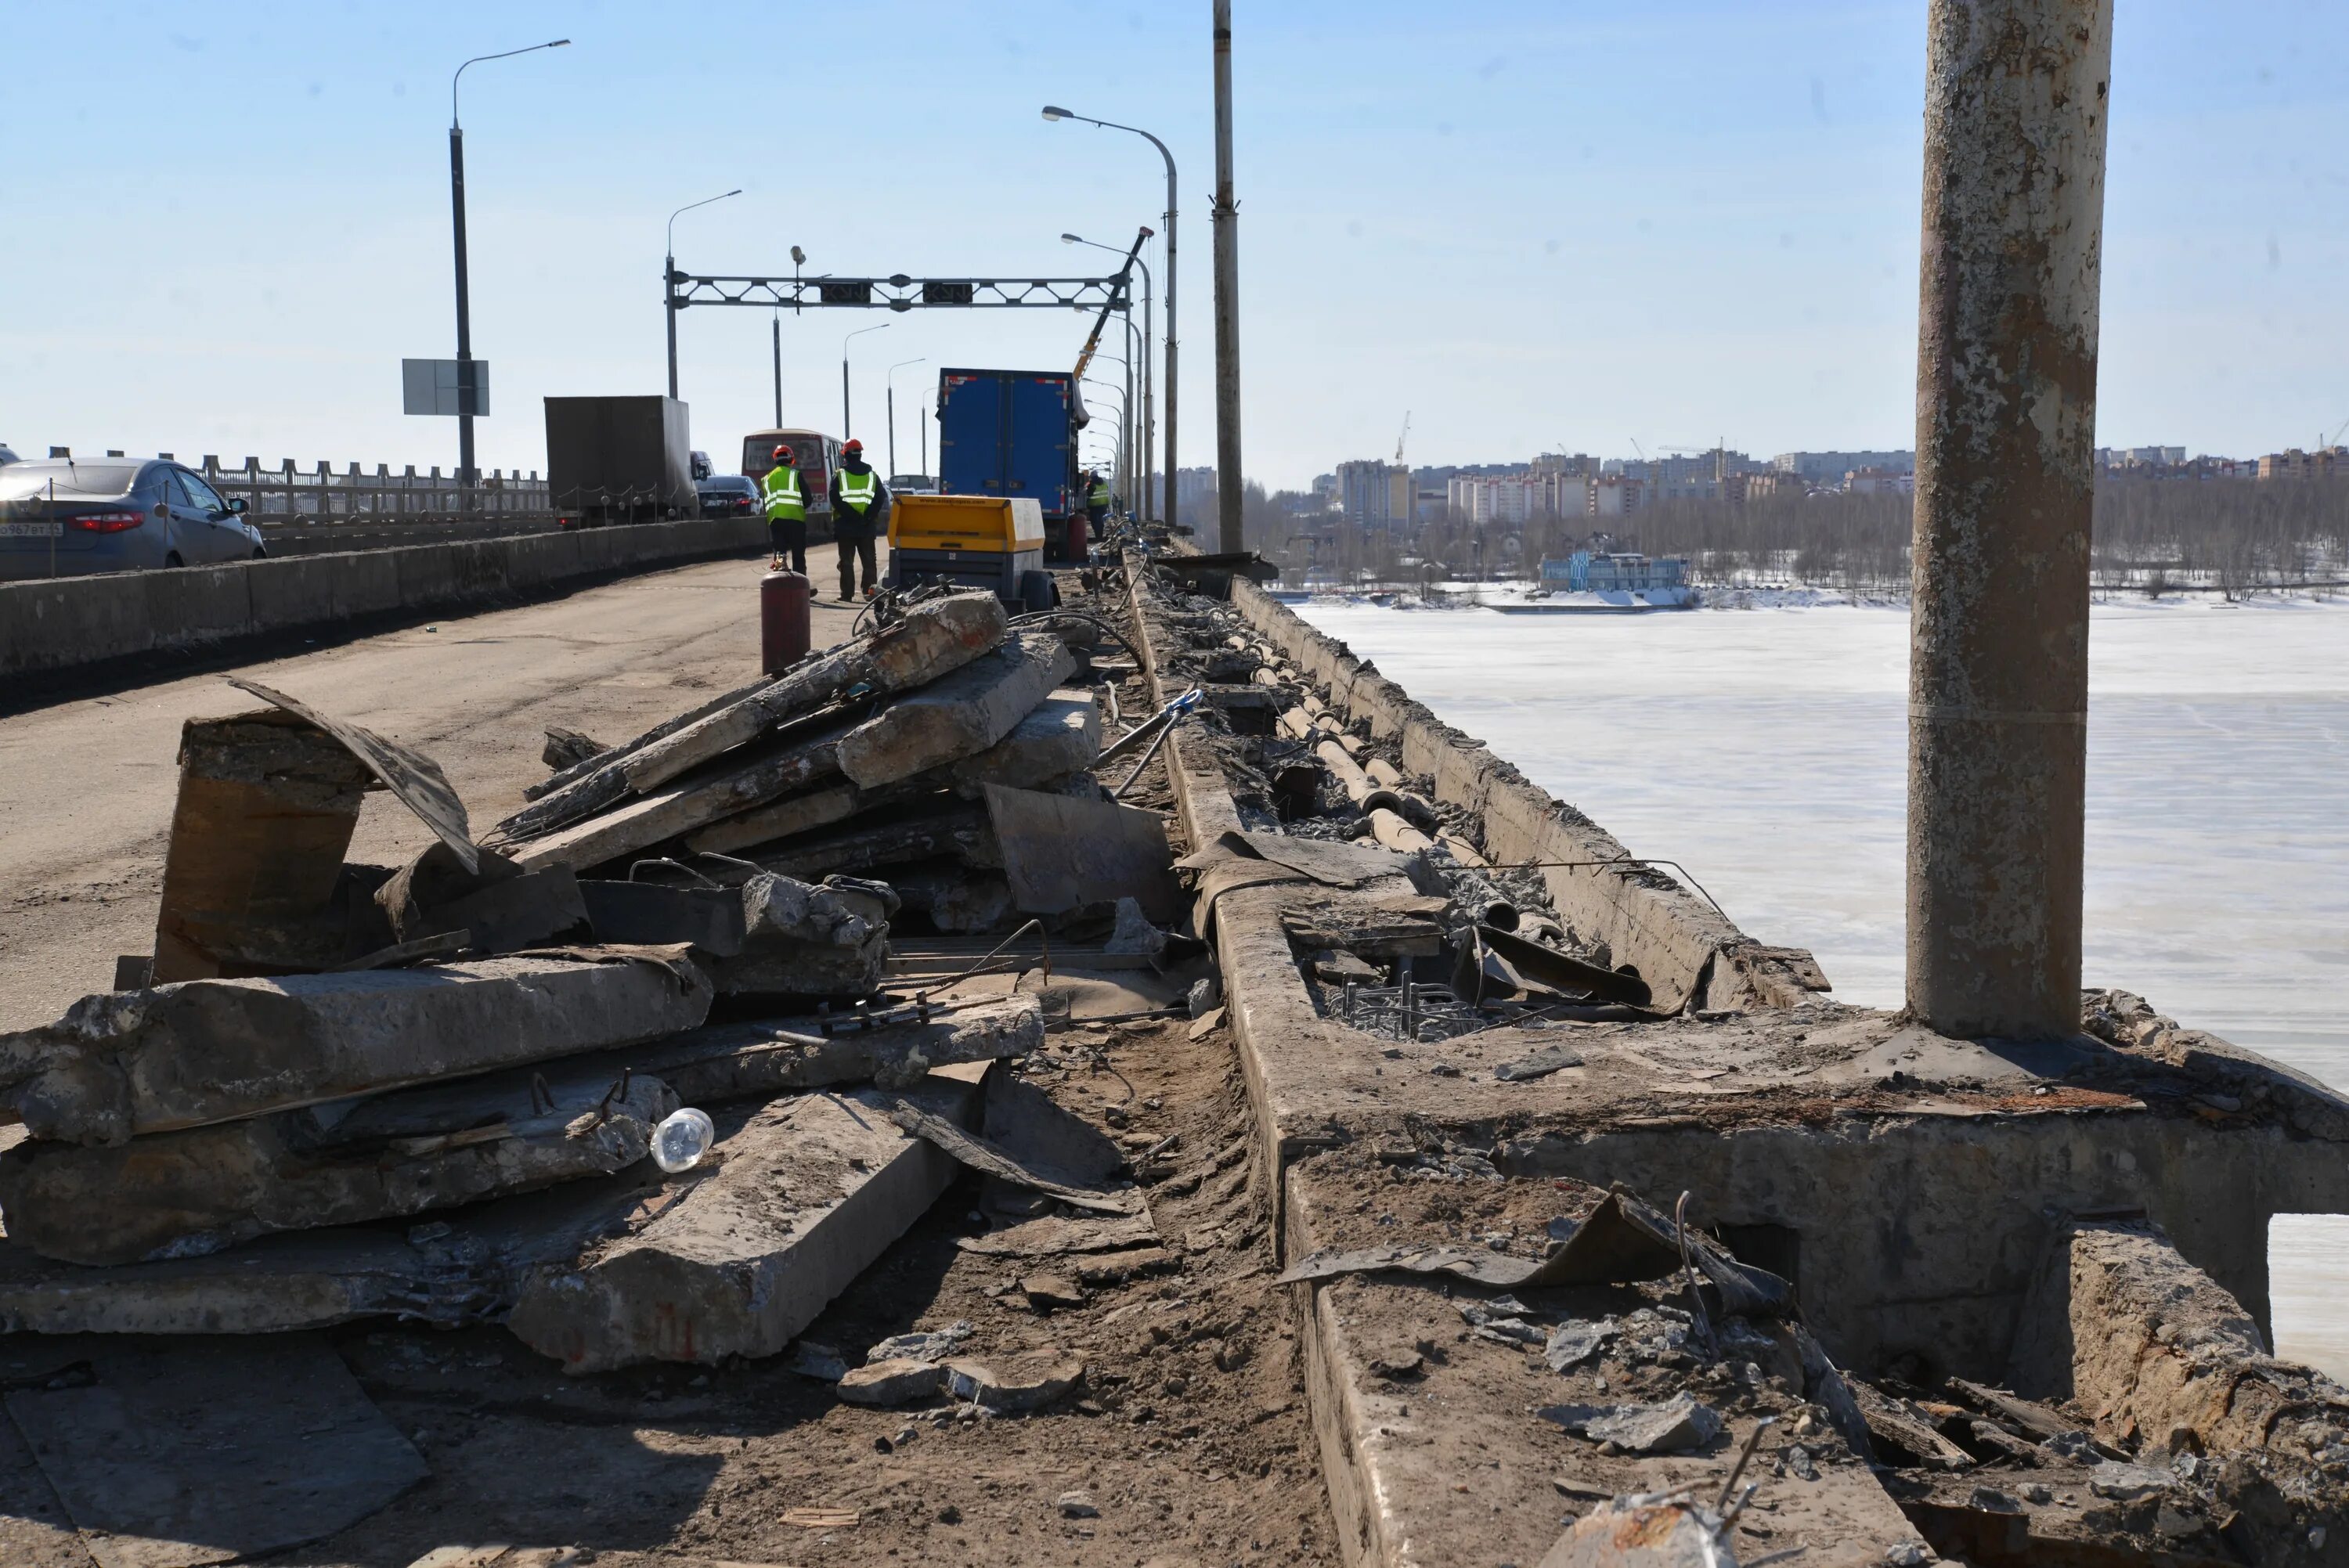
[1065,233,1153,521]
[773,244,804,430]
[450,39,567,498]
[886,357,926,478]
[1044,105,1174,528]
[842,323,889,439]
[665,188,742,402]
[1210,1,1245,553]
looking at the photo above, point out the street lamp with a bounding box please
[886,357,926,478]
[1083,374,1128,504]
[773,243,805,427]
[841,323,889,439]
[1044,106,1175,530]
[665,188,742,401]
[449,38,568,495]
[1064,232,1154,522]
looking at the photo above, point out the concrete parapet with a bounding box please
[1222,576,1823,1011]
[0,517,766,679]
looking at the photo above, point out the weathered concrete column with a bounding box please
[1908,0,2113,1040]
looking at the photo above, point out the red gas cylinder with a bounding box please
[760,569,811,673]
[1064,514,1089,563]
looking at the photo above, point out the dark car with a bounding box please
[696,474,759,519]
[0,458,267,580]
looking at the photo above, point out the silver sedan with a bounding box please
[0,459,267,580]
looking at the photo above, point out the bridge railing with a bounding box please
[197,457,554,530]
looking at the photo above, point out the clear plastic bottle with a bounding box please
[651,1107,715,1173]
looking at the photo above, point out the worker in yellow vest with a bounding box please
[760,445,807,573]
[828,438,889,600]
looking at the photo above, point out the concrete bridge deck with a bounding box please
[0,547,869,1034]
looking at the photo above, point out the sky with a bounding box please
[3,1,2345,492]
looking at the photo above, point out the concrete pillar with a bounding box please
[1907,0,2113,1040]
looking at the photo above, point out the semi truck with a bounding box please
[543,396,696,528]
[933,368,1086,562]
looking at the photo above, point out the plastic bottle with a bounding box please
[651,1107,715,1173]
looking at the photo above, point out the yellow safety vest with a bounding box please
[838,467,879,515]
[1088,478,1111,508]
[762,464,805,521]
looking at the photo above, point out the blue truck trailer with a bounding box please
[934,368,1087,562]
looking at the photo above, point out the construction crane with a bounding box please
[1394,412,1411,466]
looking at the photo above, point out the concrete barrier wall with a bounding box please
[1225,579,1827,1011]
[0,517,764,679]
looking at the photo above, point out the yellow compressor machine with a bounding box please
[887,495,1054,611]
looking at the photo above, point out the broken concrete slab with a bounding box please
[984,784,1180,922]
[601,997,1044,1104]
[886,1096,1142,1217]
[0,950,710,1144]
[622,590,1008,794]
[228,677,480,873]
[756,800,1001,881]
[377,846,591,957]
[2,1335,428,1568]
[705,933,887,999]
[947,690,1102,792]
[541,725,604,771]
[506,716,859,873]
[681,780,864,856]
[837,1357,947,1407]
[887,862,1016,933]
[0,1057,677,1265]
[835,633,1077,788]
[957,1210,1161,1258]
[505,1068,987,1373]
[1539,1393,1724,1454]
[150,709,378,982]
[578,879,748,955]
[940,1350,1084,1411]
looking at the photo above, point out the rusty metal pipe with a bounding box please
[1908,0,2113,1040]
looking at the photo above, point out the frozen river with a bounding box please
[1297,595,2349,1378]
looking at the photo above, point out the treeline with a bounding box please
[1279,479,2349,597]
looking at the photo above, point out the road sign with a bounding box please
[402,359,490,417]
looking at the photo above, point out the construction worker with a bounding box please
[829,438,888,600]
[760,445,807,573]
[1084,467,1112,528]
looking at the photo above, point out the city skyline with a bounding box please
[5,1,2345,491]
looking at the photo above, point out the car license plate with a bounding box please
[0,522,63,538]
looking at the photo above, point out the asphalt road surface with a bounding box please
[0,545,878,1032]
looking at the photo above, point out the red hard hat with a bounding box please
[772,444,792,460]
[841,438,864,456]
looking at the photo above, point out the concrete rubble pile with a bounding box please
[0,588,1187,1381]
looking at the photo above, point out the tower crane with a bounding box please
[1395,413,1411,466]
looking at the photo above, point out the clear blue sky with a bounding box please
[4,1,2344,490]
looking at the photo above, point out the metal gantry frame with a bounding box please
[667,271,1134,313]
[666,265,1140,492]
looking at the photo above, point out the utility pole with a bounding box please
[1211,0,1244,553]
[1907,0,2113,1040]
[886,357,926,478]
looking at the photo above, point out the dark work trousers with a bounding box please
[767,517,807,575]
[837,530,878,597]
